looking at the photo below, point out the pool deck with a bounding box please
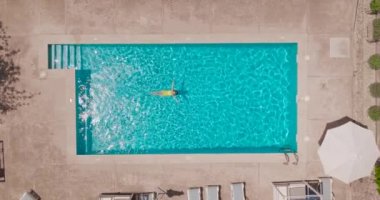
[0,0,375,199]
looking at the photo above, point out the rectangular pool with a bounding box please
[48,43,298,155]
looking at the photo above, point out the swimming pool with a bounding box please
[49,43,298,155]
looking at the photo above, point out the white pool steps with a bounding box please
[48,44,81,70]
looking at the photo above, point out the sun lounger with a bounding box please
[99,193,133,200]
[0,141,4,182]
[188,187,202,200]
[231,182,246,200]
[99,192,155,200]
[320,177,333,200]
[206,185,220,200]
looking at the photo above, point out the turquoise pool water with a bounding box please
[50,43,298,154]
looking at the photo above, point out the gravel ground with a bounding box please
[351,0,380,198]
[351,176,380,200]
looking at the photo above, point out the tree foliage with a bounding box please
[369,54,380,70]
[371,0,380,14]
[0,21,33,117]
[369,82,380,97]
[373,19,380,41]
[375,161,380,194]
[368,105,380,121]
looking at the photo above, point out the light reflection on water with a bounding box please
[76,44,298,154]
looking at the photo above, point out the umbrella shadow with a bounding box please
[319,116,368,146]
[158,187,184,199]
[166,189,184,197]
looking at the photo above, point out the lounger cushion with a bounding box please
[207,185,219,200]
[188,187,201,200]
[231,183,245,200]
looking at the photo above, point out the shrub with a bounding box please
[373,19,380,41]
[368,54,380,69]
[368,106,380,121]
[370,82,380,97]
[371,0,380,14]
[375,164,380,194]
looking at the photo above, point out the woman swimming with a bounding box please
[151,80,179,102]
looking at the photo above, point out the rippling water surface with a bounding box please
[76,43,297,154]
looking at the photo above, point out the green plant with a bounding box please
[371,0,380,14]
[370,82,380,97]
[374,19,380,41]
[368,54,380,69]
[375,164,380,194]
[368,106,380,121]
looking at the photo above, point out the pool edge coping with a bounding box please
[37,33,308,164]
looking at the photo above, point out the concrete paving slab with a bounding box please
[33,165,69,200]
[308,0,355,34]
[0,0,6,23]
[66,0,115,34]
[306,119,327,162]
[211,0,260,33]
[308,77,352,120]
[332,179,349,200]
[4,0,40,34]
[39,0,66,34]
[66,164,116,200]
[6,35,41,80]
[5,162,35,200]
[0,184,9,200]
[7,124,45,169]
[305,161,325,179]
[307,35,353,76]
[115,0,162,34]
[163,0,211,33]
[259,0,307,33]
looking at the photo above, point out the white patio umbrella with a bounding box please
[318,121,380,184]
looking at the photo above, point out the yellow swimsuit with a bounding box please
[160,90,174,96]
